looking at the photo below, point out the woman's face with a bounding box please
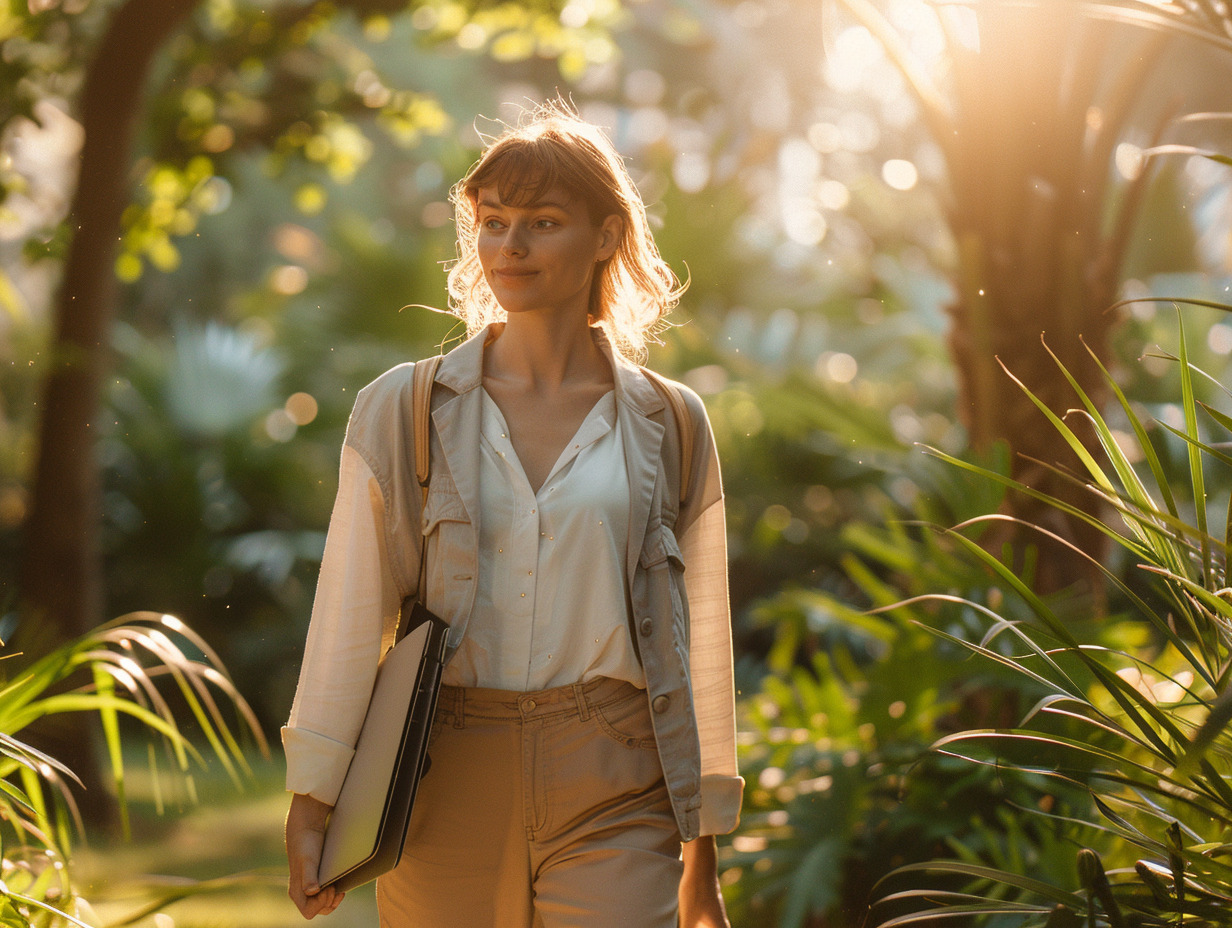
[474,183,621,319]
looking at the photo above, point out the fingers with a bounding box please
[290,883,345,919]
[288,830,344,917]
[289,860,345,919]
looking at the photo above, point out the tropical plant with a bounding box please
[0,610,268,925]
[871,307,1232,926]
[717,440,1118,928]
[826,0,1232,589]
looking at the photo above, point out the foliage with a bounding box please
[0,610,267,925]
[2,0,1232,922]
[0,0,619,280]
[871,308,1232,927]
[822,0,1232,588]
[718,437,1107,928]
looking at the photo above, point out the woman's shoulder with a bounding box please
[352,359,436,417]
[636,366,710,433]
[358,360,417,399]
[344,360,425,448]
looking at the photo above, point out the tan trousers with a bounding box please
[375,677,684,927]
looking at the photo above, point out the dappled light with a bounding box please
[3,0,1232,924]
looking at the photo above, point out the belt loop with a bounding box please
[572,683,590,721]
[453,687,466,729]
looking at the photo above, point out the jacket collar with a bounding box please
[429,321,667,585]
[434,321,665,417]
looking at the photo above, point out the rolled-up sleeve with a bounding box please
[282,444,400,805]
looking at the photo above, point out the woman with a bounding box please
[283,102,742,927]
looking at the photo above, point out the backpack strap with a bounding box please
[397,354,443,646]
[412,355,444,491]
[640,367,694,508]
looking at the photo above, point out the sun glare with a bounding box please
[882,158,919,191]
[825,25,885,93]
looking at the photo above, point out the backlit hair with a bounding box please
[446,101,684,362]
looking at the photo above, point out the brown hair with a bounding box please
[446,101,683,362]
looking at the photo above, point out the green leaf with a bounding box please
[1143,143,1232,167]
[779,839,843,928]
[1176,310,1213,588]
[880,860,1088,908]
[93,664,129,839]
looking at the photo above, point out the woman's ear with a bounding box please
[596,214,623,262]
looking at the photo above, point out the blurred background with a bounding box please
[5,1,1232,926]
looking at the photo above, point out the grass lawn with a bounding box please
[69,754,378,928]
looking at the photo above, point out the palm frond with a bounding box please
[881,309,1232,925]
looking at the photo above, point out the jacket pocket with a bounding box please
[422,483,467,529]
[639,523,689,648]
[639,521,685,572]
[420,487,472,615]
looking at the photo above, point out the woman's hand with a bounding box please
[286,792,345,919]
[679,835,731,928]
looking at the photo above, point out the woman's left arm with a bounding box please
[680,836,730,928]
[677,413,744,836]
[674,388,740,927]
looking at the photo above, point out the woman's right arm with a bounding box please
[286,792,344,917]
[283,444,398,801]
[282,443,401,912]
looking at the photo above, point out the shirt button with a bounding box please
[640,618,653,637]
[652,695,670,714]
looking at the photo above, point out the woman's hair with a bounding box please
[446,101,684,362]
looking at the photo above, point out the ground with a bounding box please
[71,755,378,928]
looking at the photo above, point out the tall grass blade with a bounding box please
[92,664,129,840]
[994,357,1118,495]
[1083,337,1181,517]
[878,860,1088,907]
[1176,310,1212,588]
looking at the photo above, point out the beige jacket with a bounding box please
[283,324,743,839]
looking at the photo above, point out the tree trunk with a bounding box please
[22,0,199,635]
[947,235,1116,595]
[19,0,199,829]
[938,6,1168,596]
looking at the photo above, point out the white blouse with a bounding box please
[445,388,644,691]
[283,342,744,834]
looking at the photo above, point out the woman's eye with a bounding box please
[482,218,504,231]
[534,219,557,229]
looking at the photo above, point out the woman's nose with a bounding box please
[500,227,527,257]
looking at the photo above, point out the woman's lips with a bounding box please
[493,268,538,282]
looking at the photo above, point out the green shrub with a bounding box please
[721,442,1108,927]
[876,310,1232,926]
[0,611,266,926]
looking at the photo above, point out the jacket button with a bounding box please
[640,617,653,637]
[652,695,670,714]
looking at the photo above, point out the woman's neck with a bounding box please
[484,312,611,391]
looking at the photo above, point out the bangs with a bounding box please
[464,137,606,216]
[447,102,683,361]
